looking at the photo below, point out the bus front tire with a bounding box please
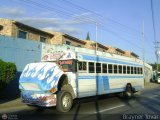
[56,91,73,112]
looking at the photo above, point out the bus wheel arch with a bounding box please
[57,74,68,91]
[61,84,75,99]
[56,75,75,112]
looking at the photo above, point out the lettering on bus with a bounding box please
[58,60,73,65]
[42,52,64,61]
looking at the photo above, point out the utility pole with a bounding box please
[95,22,98,55]
[142,21,145,85]
[155,42,160,72]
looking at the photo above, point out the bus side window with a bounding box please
[78,62,83,70]
[89,62,95,73]
[131,67,134,74]
[123,66,126,74]
[108,64,113,73]
[102,64,107,73]
[114,65,118,74]
[119,65,122,74]
[96,63,101,73]
[83,62,87,70]
[134,67,137,74]
[140,67,143,74]
[138,67,140,74]
[127,66,130,74]
[78,61,87,71]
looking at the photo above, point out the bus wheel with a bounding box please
[56,91,73,112]
[125,84,133,98]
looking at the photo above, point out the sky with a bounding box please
[0,0,160,63]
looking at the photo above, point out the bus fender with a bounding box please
[61,84,75,99]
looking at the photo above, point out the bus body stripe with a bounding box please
[78,75,143,79]
[82,54,142,66]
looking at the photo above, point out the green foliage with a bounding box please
[86,32,90,40]
[0,59,17,92]
[150,63,160,71]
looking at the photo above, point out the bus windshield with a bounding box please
[58,60,77,72]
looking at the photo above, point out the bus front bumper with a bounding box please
[21,92,57,107]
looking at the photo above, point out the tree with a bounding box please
[150,63,160,71]
[0,59,17,95]
[86,32,90,40]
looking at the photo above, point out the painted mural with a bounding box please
[19,62,64,91]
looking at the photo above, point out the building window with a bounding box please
[0,25,3,31]
[40,36,47,43]
[102,64,107,73]
[96,63,101,73]
[66,41,71,45]
[88,62,95,73]
[18,30,27,39]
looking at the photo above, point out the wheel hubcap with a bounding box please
[62,94,70,108]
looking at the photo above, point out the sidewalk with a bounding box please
[144,82,160,89]
[0,98,23,108]
[0,98,31,113]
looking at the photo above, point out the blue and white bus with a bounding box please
[19,45,144,112]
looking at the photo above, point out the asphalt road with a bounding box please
[1,83,160,120]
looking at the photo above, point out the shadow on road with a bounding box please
[118,93,160,113]
[4,94,119,120]
[0,72,21,104]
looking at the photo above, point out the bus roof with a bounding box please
[41,44,143,66]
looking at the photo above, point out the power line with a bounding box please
[16,0,147,51]
[60,0,141,34]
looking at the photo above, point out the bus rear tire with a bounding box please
[56,90,73,112]
[125,83,133,98]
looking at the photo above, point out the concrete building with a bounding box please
[83,40,109,52]
[0,18,139,58]
[0,18,54,43]
[124,50,139,58]
[46,31,86,47]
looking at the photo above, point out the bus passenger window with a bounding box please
[102,64,107,73]
[134,67,137,74]
[140,68,143,74]
[83,62,87,70]
[131,67,134,74]
[89,62,95,73]
[78,61,87,71]
[138,67,140,74]
[108,64,113,73]
[127,66,130,74]
[78,62,82,70]
[119,65,122,74]
[96,63,101,73]
[123,66,126,74]
[114,65,117,74]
